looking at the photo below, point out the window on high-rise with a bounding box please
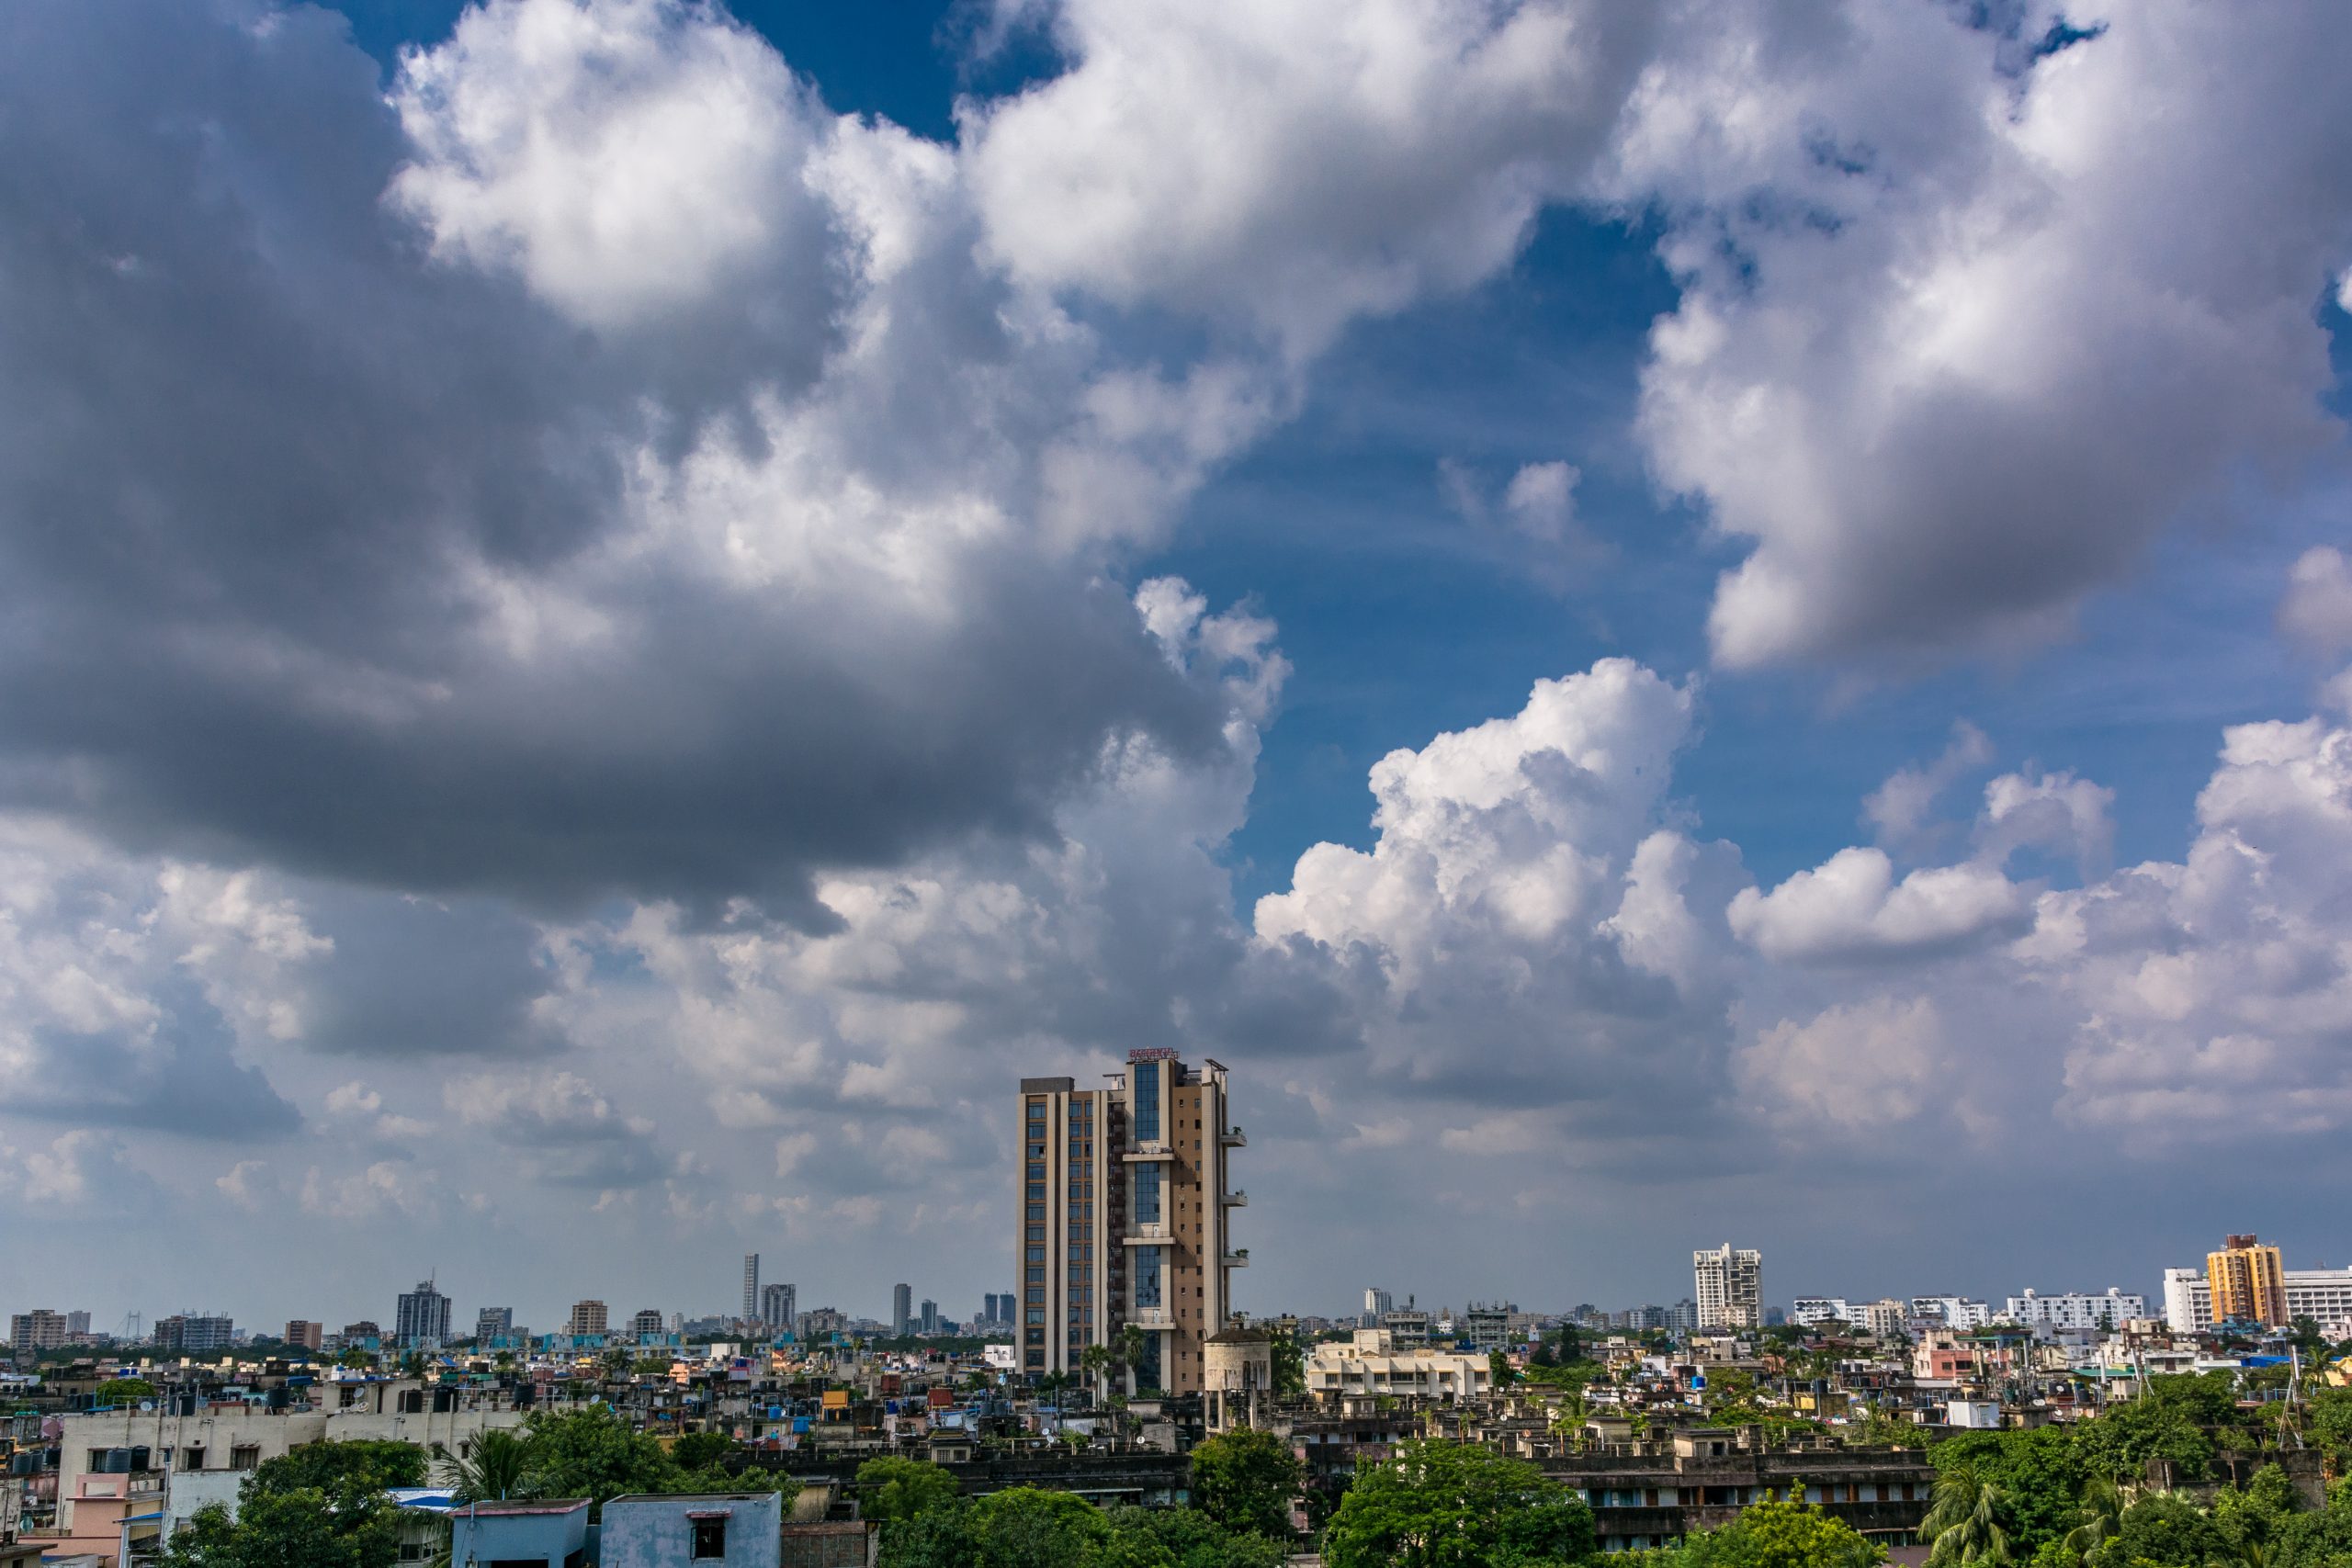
[1133,1063,1159,1142]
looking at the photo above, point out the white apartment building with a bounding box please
[1693,1245,1761,1330]
[1854,1300,1909,1339]
[51,1381,527,1529]
[1790,1298,1850,1327]
[1908,1296,1992,1329]
[1306,1329,1491,1402]
[2163,1266,2352,1332]
[2002,1289,2145,1331]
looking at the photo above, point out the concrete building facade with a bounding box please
[2001,1289,2145,1331]
[448,1499,590,1568]
[602,1493,783,1568]
[51,1383,528,1531]
[2163,1263,2352,1332]
[2209,1235,2290,1327]
[1692,1246,1761,1331]
[394,1280,451,1347]
[1305,1329,1489,1402]
[1016,1051,1238,1393]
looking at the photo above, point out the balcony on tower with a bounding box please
[1219,1126,1246,1147]
[1220,1189,1248,1207]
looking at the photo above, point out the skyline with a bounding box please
[25,1218,2352,1339]
[3,0,2352,1327]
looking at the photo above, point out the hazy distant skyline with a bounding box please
[3,0,2352,1331]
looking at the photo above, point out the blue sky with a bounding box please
[2,0,2350,1330]
[327,0,2351,903]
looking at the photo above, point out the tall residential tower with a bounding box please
[2207,1234,2289,1327]
[1017,1052,1241,1393]
[1693,1244,1762,1330]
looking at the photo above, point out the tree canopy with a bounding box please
[1188,1427,1303,1540]
[1319,1439,1598,1568]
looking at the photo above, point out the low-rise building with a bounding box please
[50,1382,527,1530]
[448,1499,590,1568]
[1542,1427,1934,1554]
[1306,1329,1489,1402]
[602,1493,784,1568]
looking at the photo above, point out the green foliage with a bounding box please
[1666,1495,1885,1568]
[248,1440,430,1498]
[1849,1408,1928,1450]
[670,1431,736,1472]
[515,1405,748,1507]
[1489,1349,1518,1389]
[2104,1493,2221,1566]
[2074,1376,2229,1486]
[1519,1359,1607,1392]
[1923,1469,2015,1567]
[161,1489,401,1568]
[162,1447,424,1568]
[95,1377,156,1404]
[1320,1438,1597,1567]
[1097,1505,1285,1568]
[1188,1427,1303,1540]
[1930,1428,2090,1554]
[435,1428,532,1503]
[859,1456,962,1526]
[870,1479,1283,1568]
[1266,1329,1306,1398]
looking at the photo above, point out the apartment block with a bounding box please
[394,1280,451,1346]
[2163,1260,2352,1332]
[2001,1289,2145,1331]
[153,1315,233,1352]
[1693,1246,1761,1330]
[1016,1051,1239,1393]
[760,1283,796,1331]
[9,1310,73,1356]
[2208,1234,2290,1327]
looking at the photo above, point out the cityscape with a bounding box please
[4,0,2352,1564]
[7,1054,2352,1564]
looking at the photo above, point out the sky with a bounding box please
[3,0,2352,1338]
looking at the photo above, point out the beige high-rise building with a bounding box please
[1017,1052,1241,1393]
[2207,1234,2289,1327]
[1693,1244,1762,1330]
[567,1299,608,1336]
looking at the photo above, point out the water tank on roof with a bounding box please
[105,1448,133,1473]
[130,1447,152,1472]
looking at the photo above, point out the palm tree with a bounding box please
[1924,1469,2014,1567]
[1080,1343,1113,1402]
[434,1427,534,1504]
[2064,1477,2128,1566]
[1114,1325,1148,1394]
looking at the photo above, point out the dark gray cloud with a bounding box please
[0,0,1225,925]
